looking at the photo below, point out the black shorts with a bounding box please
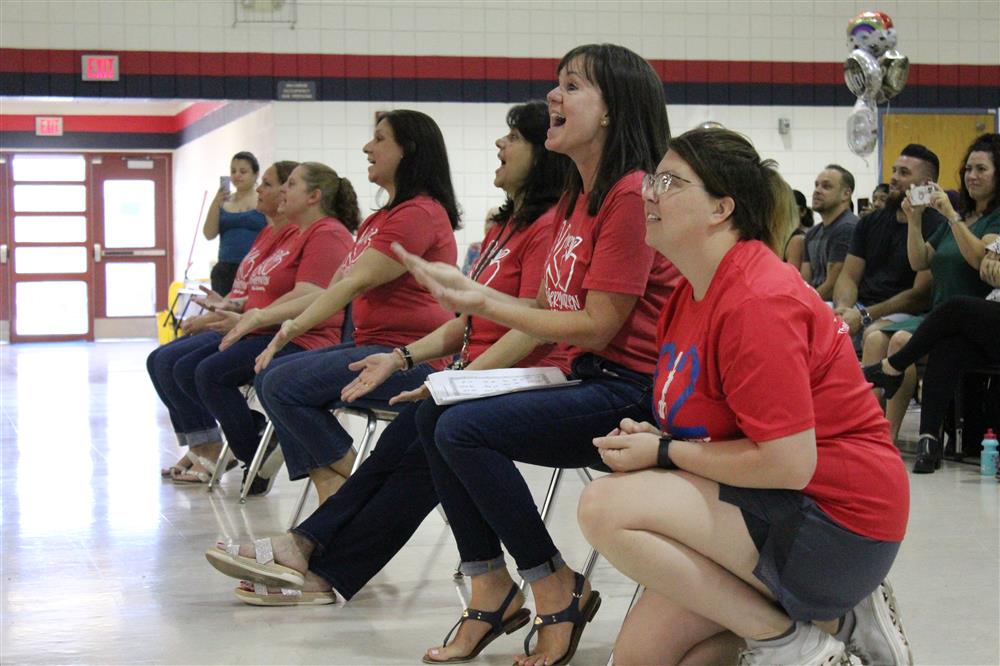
[719,485,900,621]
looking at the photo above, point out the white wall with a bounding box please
[171,104,275,282]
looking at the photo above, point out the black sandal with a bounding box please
[522,571,601,666]
[423,583,531,664]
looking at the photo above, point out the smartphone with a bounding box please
[858,197,871,214]
[908,185,934,206]
[219,175,231,192]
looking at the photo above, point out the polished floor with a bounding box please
[1,340,997,665]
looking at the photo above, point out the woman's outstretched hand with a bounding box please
[341,352,402,402]
[218,309,263,350]
[253,320,296,373]
[389,384,430,405]
[392,242,486,314]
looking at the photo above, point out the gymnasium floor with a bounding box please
[1,340,997,665]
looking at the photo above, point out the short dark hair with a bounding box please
[232,151,260,174]
[900,144,940,181]
[495,101,572,231]
[380,110,461,230]
[557,44,670,217]
[792,189,814,228]
[669,128,794,256]
[824,164,855,194]
[874,183,890,194]
[272,160,298,184]
[957,133,1000,217]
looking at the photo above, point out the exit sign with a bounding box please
[35,117,64,136]
[81,54,119,81]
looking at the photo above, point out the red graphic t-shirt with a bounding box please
[653,240,909,542]
[243,217,354,350]
[543,171,681,375]
[345,196,457,350]
[228,224,295,299]
[464,208,569,373]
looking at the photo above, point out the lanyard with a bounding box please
[456,222,518,368]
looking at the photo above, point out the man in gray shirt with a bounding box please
[801,164,858,300]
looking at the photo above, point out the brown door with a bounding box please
[882,112,996,190]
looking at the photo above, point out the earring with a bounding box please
[601,118,609,127]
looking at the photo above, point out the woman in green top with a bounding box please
[871,133,1000,443]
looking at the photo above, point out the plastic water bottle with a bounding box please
[981,428,999,476]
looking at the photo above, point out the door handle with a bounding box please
[93,243,102,263]
[0,244,7,264]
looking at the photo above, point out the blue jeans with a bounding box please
[147,333,224,447]
[255,344,435,480]
[293,400,444,600]
[192,334,302,462]
[420,355,653,583]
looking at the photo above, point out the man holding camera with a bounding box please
[833,144,946,339]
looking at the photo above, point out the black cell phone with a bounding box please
[858,197,870,212]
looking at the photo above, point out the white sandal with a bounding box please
[172,451,228,484]
[205,538,306,589]
[234,580,335,606]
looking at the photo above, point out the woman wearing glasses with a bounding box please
[580,128,911,666]
[395,44,680,666]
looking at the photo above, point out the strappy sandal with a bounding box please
[423,583,531,664]
[172,451,235,484]
[204,538,306,589]
[234,580,336,606]
[521,572,601,666]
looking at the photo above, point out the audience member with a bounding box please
[580,127,911,666]
[801,165,858,299]
[203,151,267,295]
[203,100,574,607]
[783,189,813,270]
[222,110,460,503]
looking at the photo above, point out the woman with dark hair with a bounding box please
[149,160,356,484]
[783,189,813,270]
[204,101,574,608]
[577,128,911,666]
[395,44,680,666]
[204,151,267,295]
[220,110,459,503]
[863,133,1000,465]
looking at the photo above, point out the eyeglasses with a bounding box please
[642,171,699,200]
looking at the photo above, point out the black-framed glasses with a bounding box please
[642,171,698,200]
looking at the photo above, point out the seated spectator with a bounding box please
[149,161,357,485]
[581,127,910,666]
[203,151,267,296]
[860,183,890,216]
[801,165,858,300]
[221,110,459,503]
[783,189,814,270]
[864,134,1000,445]
[202,100,573,607]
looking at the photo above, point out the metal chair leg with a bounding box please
[288,479,311,530]
[240,422,275,503]
[206,440,232,493]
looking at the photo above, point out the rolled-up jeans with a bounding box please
[255,343,435,480]
[420,354,653,584]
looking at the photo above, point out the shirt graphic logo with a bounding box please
[343,225,378,271]
[654,342,709,440]
[231,246,263,293]
[248,249,290,289]
[545,220,584,310]
[479,247,510,287]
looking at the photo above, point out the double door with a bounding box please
[0,152,172,342]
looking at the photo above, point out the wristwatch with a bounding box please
[657,435,678,470]
[854,303,873,328]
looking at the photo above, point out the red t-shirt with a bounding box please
[543,171,681,375]
[465,209,570,373]
[228,224,295,299]
[653,240,909,542]
[344,196,457,349]
[243,217,354,350]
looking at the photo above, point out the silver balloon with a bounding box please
[847,98,878,157]
[877,50,910,102]
[844,48,882,99]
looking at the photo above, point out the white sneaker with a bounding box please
[846,580,913,665]
[739,622,849,666]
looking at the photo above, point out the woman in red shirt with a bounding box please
[395,44,679,666]
[148,161,357,484]
[220,110,459,504]
[581,128,912,666]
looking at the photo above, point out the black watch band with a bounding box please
[657,435,678,470]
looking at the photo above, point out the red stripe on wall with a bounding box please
[0,101,225,135]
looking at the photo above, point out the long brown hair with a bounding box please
[297,162,361,232]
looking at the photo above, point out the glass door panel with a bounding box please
[105,262,157,317]
[14,247,89,274]
[14,281,89,336]
[103,180,156,248]
[14,216,88,243]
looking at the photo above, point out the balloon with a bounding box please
[847,11,897,57]
[847,98,878,157]
[844,48,882,99]
[877,50,910,102]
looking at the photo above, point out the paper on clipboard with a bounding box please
[425,367,580,405]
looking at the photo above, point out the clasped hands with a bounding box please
[593,418,666,473]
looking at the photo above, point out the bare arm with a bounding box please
[800,261,813,283]
[785,234,805,271]
[814,261,844,301]
[903,199,934,271]
[202,188,226,240]
[867,269,932,320]
[833,254,865,310]
[980,250,1000,287]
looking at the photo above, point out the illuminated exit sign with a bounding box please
[35,117,64,136]
[81,54,119,81]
